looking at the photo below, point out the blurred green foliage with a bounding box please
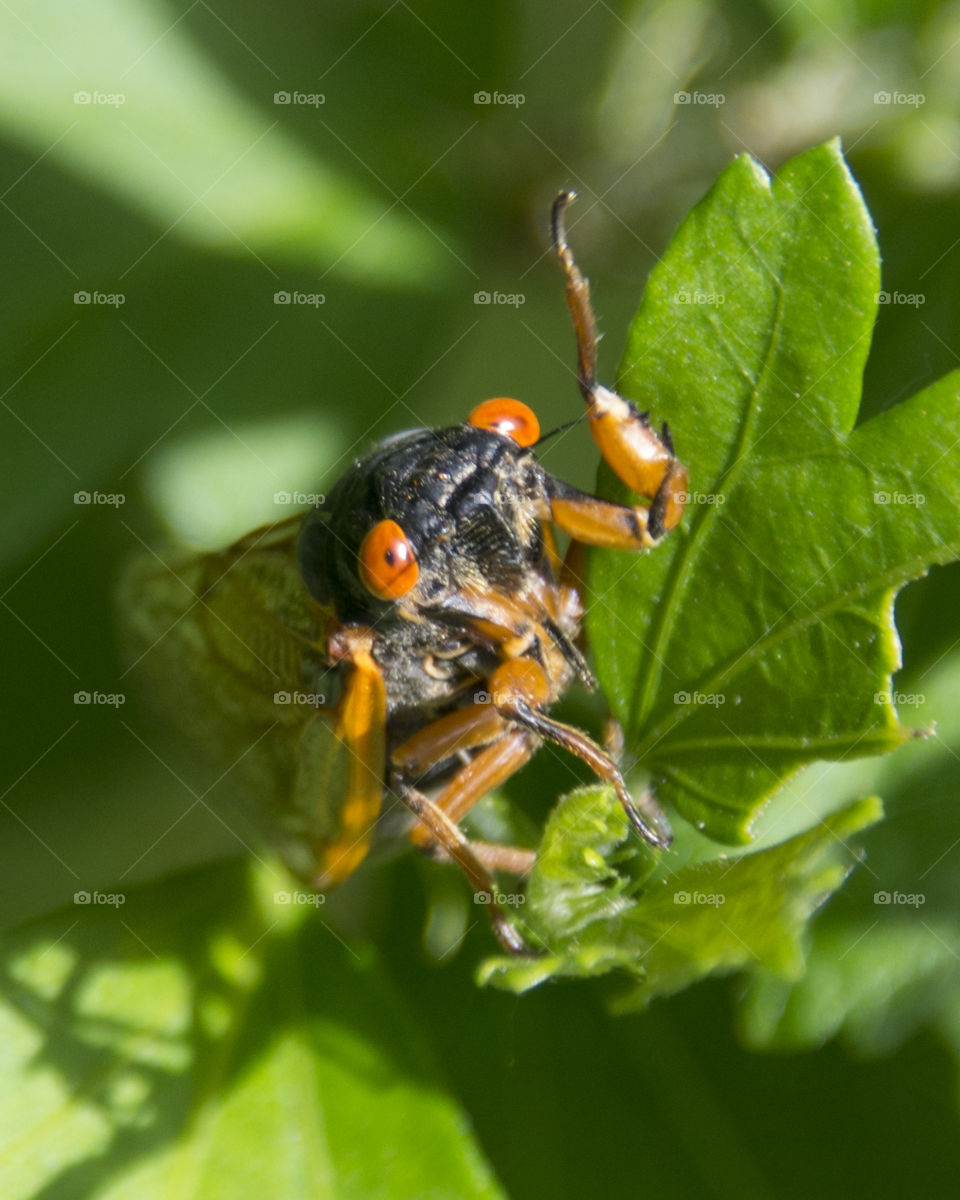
[3,1,960,1196]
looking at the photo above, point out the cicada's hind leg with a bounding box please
[393,702,533,849]
[551,190,688,544]
[397,770,536,955]
[390,654,672,954]
[391,702,539,954]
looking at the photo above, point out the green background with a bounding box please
[2,1,960,1196]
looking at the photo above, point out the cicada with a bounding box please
[123,193,688,952]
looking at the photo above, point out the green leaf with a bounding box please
[0,860,504,1200]
[739,648,960,1065]
[587,139,960,843]
[479,785,882,1004]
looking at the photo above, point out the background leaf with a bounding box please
[740,647,960,1069]
[0,860,504,1200]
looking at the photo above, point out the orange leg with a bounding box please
[552,190,688,539]
[394,658,671,857]
[392,702,540,951]
[393,701,508,775]
[468,841,538,875]
[397,776,536,955]
[298,628,387,890]
[490,659,673,849]
[547,479,659,550]
[392,706,535,850]
[402,729,535,844]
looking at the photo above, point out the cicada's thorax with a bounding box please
[296,425,593,728]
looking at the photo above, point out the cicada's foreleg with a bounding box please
[552,190,688,541]
[546,476,663,551]
[303,628,386,890]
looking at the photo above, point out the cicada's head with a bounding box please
[297,400,553,627]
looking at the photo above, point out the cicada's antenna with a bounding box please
[551,190,598,406]
[533,414,587,448]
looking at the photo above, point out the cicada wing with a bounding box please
[119,531,352,875]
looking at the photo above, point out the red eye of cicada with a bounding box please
[358,519,419,600]
[468,397,540,447]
